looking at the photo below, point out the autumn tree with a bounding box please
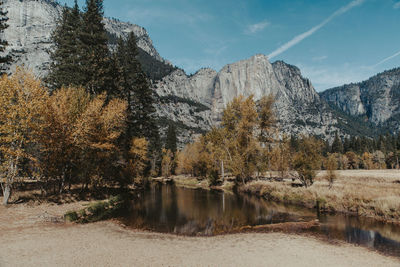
[222,95,260,183]
[0,69,48,204]
[325,153,337,189]
[38,87,90,194]
[292,136,323,187]
[161,149,174,178]
[345,151,359,169]
[176,144,195,176]
[361,152,374,170]
[270,137,291,179]
[372,150,386,169]
[258,94,275,145]
[73,93,127,188]
[125,138,148,184]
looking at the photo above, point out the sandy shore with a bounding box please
[1,203,399,267]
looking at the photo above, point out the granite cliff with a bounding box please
[320,68,400,133]
[2,0,164,77]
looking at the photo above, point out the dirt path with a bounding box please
[1,203,399,267]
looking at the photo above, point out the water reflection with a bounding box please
[121,183,400,257]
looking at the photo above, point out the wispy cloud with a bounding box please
[127,7,212,25]
[394,2,400,9]
[204,45,228,57]
[372,50,400,68]
[312,55,328,61]
[268,0,365,59]
[245,20,270,34]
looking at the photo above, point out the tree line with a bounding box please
[0,69,154,204]
[173,95,400,188]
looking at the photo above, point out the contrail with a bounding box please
[268,0,365,59]
[373,50,400,67]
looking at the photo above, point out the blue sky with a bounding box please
[59,0,400,91]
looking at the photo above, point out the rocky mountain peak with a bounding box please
[2,0,164,76]
[320,67,400,132]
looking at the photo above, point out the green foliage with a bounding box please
[47,1,83,90]
[325,154,337,188]
[64,211,79,222]
[292,136,323,187]
[207,169,220,186]
[107,31,177,81]
[79,0,114,95]
[331,132,343,153]
[114,32,160,162]
[64,195,128,223]
[165,122,177,153]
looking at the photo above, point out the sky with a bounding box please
[58,0,400,92]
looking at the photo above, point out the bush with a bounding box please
[64,211,79,222]
[207,169,219,186]
[64,194,129,223]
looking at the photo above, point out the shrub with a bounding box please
[64,211,79,222]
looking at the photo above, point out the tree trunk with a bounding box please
[2,183,11,205]
[221,160,225,182]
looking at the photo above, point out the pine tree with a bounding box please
[397,133,400,150]
[343,137,351,153]
[80,0,113,95]
[331,132,343,153]
[114,32,160,175]
[0,1,11,74]
[165,122,177,153]
[115,33,159,145]
[47,1,83,89]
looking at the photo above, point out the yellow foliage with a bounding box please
[127,138,148,179]
[0,68,49,203]
[161,148,174,178]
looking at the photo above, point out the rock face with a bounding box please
[320,68,400,132]
[154,54,343,140]
[2,0,164,77]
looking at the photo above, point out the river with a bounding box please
[120,183,400,257]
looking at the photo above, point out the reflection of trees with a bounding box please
[126,185,319,233]
[124,185,400,254]
[320,215,400,243]
[345,227,400,256]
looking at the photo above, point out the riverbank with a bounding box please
[171,170,400,223]
[168,175,235,191]
[240,170,400,223]
[0,202,398,267]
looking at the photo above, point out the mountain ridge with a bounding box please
[2,0,396,144]
[320,67,400,134]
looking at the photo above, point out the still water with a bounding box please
[121,183,400,257]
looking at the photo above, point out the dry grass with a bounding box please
[240,170,400,222]
[172,175,209,189]
[172,175,235,192]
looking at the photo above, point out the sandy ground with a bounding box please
[0,203,399,267]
